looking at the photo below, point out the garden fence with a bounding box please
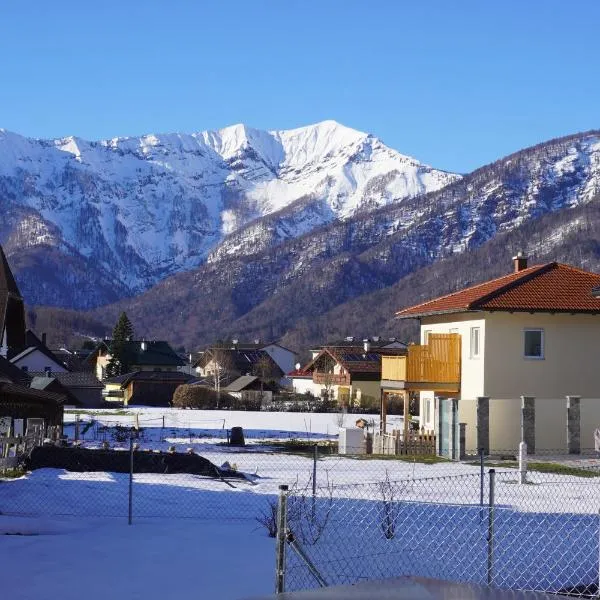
[277,469,600,597]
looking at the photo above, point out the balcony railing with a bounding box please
[381,356,407,381]
[313,372,351,386]
[382,333,460,389]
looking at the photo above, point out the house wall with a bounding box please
[71,388,104,409]
[420,313,486,400]
[292,377,323,397]
[483,312,600,399]
[96,353,177,380]
[420,391,436,432]
[12,350,68,373]
[350,380,381,408]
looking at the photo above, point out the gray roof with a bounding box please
[224,375,259,392]
[29,371,103,388]
[29,376,56,391]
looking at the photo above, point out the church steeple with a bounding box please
[0,245,26,356]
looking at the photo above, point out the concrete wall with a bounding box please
[420,313,485,400]
[580,398,600,450]
[484,312,600,399]
[457,398,477,451]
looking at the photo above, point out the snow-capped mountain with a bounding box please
[86,129,600,351]
[0,120,458,306]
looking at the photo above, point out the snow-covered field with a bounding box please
[3,407,600,599]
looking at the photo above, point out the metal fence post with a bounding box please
[312,444,318,497]
[128,434,134,525]
[487,468,495,586]
[275,484,289,594]
[479,448,485,507]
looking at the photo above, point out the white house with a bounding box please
[388,254,600,454]
[10,331,69,375]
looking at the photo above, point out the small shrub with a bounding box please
[172,385,235,409]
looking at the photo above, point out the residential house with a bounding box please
[299,345,406,408]
[29,371,104,408]
[88,340,185,381]
[10,331,70,374]
[30,376,82,407]
[0,245,26,357]
[0,246,64,435]
[385,254,600,455]
[103,371,196,407]
[309,337,407,360]
[197,340,295,386]
[195,346,284,389]
[223,375,277,406]
[0,356,64,436]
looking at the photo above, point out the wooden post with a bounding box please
[380,389,387,434]
[403,391,410,442]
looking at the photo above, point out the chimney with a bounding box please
[42,332,47,346]
[141,339,147,351]
[363,340,370,354]
[513,251,528,273]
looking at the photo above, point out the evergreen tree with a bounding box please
[106,312,134,377]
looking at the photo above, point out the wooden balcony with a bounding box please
[381,333,460,393]
[313,372,350,386]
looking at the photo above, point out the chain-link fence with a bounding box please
[278,469,600,596]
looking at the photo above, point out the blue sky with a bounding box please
[0,1,598,172]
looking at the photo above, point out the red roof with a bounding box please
[287,368,312,378]
[397,262,600,318]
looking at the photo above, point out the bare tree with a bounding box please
[205,348,235,406]
[253,353,278,401]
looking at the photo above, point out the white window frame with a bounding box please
[423,329,432,344]
[523,328,544,360]
[470,327,481,359]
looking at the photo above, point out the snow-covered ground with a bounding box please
[0,515,274,600]
[3,407,600,599]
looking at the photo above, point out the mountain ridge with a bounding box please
[0,120,458,307]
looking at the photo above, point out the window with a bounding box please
[470,327,481,359]
[524,329,544,359]
[425,399,431,424]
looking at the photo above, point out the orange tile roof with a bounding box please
[396,263,600,318]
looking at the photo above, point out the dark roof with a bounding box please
[311,337,407,350]
[50,349,88,371]
[304,346,406,378]
[0,245,21,298]
[196,348,284,378]
[397,262,600,319]
[0,245,26,354]
[210,341,295,354]
[0,355,31,385]
[118,370,196,388]
[222,375,277,393]
[224,375,259,392]
[29,371,104,388]
[90,340,185,367]
[29,376,82,406]
[11,331,71,370]
[0,381,65,406]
